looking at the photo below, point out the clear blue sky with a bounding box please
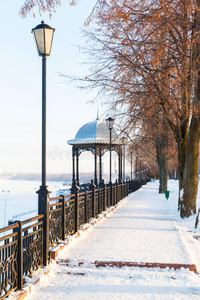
[0,0,113,175]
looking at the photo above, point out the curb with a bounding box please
[14,270,50,300]
[93,261,197,273]
[57,259,197,273]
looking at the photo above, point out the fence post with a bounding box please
[85,191,88,223]
[113,182,115,205]
[61,195,66,241]
[71,181,80,232]
[109,182,113,206]
[127,179,130,194]
[37,187,50,266]
[115,180,118,205]
[98,187,101,214]
[89,180,96,218]
[133,180,135,192]
[14,221,23,289]
[100,179,105,212]
[102,180,106,211]
[120,182,122,199]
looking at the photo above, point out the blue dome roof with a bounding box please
[67,117,120,145]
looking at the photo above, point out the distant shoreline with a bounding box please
[0,172,94,183]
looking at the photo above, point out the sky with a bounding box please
[0,0,121,176]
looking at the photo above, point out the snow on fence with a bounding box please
[0,178,148,299]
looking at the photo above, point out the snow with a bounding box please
[22,262,200,300]
[8,180,200,299]
[56,188,190,264]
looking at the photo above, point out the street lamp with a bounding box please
[32,21,55,266]
[32,21,55,57]
[32,21,55,190]
[131,147,134,180]
[106,117,115,183]
[135,153,138,179]
[144,161,147,178]
[121,136,127,181]
[139,155,142,180]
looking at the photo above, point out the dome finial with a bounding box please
[96,106,100,120]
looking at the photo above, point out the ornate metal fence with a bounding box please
[22,216,44,278]
[79,192,86,227]
[0,223,19,299]
[49,197,63,247]
[0,179,147,299]
[0,215,44,299]
[64,194,76,237]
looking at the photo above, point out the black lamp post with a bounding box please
[32,21,55,266]
[106,117,115,183]
[144,161,147,178]
[139,155,142,180]
[131,147,134,180]
[121,136,127,181]
[135,153,138,179]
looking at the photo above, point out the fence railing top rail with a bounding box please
[49,196,63,202]
[21,214,44,226]
[49,194,75,203]
[49,202,62,208]
[79,191,86,196]
[0,222,19,233]
[64,193,75,199]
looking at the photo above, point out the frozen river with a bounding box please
[0,179,64,229]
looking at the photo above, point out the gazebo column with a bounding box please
[94,145,98,186]
[76,148,79,186]
[99,148,102,183]
[72,146,76,187]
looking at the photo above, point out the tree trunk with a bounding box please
[177,140,187,210]
[156,135,168,194]
[158,153,168,193]
[180,3,200,217]
[181,116,200,217]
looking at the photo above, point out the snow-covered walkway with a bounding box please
[19,182,200,299]
[57,184,191,264]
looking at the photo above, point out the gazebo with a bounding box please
[67,115,123,187]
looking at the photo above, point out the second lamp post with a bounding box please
[106,117,115,184]
[32,21,55,266]
[131,147,134,180]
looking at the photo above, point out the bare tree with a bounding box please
[69,0,199,217]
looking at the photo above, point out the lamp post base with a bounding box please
[37,186,50,213]
[37,185,51,266]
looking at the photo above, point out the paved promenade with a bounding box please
[57,184,190,265]
[23,182,200,300]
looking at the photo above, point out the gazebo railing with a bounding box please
[0,179,149,299]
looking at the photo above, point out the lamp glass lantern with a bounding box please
[121,136,128,145]
[32,21,55,56]
[106,117,115,130]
